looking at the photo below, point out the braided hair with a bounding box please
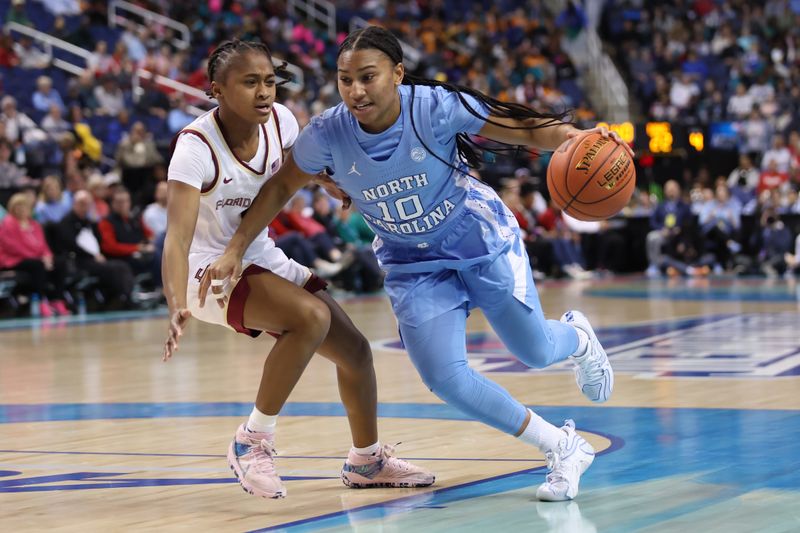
[337,26,571,172]
[206,39,289,98]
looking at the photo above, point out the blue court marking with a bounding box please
[585,278,800,302]
[1,402,798,530]
[0,473,335,493]
[0,293,382,333]
[0,449,537,463]
[0,309,169,331]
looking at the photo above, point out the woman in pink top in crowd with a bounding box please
[0,192,70,316]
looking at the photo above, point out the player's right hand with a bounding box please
[198,251,244,308]
[164,308,192,361]
[313,173,352,209]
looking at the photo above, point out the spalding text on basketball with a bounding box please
[574,137,610,173]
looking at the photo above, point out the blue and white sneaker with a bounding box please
[562,310,614,403]
[536,420,595,502]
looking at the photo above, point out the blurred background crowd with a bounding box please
[1,0,800,318]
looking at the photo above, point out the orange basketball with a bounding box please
[546,132,636,221]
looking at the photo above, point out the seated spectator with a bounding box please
[13,35,50,69]
[727,83,753,120]
[0,192,69,316]
[785,234,800,277]
[97,188,158,283]
[754,209,794,278]
[758,160,789,195]
[50,190,135,309]
[40,104,72,140]
[537,199,591,279]
[727,154,760,194]
[312,191,383,292]
[34,175,71,224]
[761,135,792,173]
[0,140,33,189]
[115,121,163,205]
[166,94,195,134]
[698,183,741,272]
[142,180,167,237]
[7,0,32,26]
[2,96,41,146]
[93,75,125,117]
[279,194,348,265]
[645,179,692,277]
[0,34,19,67]
[86,173,110,222]
[659,218,713,278]
[87,41,116,77]
[32,76,65,114]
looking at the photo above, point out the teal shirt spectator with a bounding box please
[337,211,375,247]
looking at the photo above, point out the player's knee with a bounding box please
[512,343,556,369]
[418,362,469,400]
[350,332,373,367]
[295,299,331,340]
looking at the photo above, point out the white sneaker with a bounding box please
[536,420,595,502]
[561,310,614,403]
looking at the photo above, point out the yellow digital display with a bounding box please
[595,122,635,144]
[689,131,704,152]
[645,122,673,153]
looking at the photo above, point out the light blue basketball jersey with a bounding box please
[293,84,536,324]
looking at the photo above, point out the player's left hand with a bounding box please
[198,251,243,309]
[313,173,352,209]
[568,126,635,157]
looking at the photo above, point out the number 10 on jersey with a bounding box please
[376,194,424,222]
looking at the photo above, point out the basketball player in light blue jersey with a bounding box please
[199,26,633,501]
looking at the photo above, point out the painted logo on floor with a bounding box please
[376,313,800,378]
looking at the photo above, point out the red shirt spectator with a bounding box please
[758,162,789,195]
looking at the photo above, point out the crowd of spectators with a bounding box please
[3,0,800,317]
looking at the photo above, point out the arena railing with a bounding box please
[543,0,630,122]
[133,58,305,118]
[4,21,93,76]
[108,0,191,51]
[287,0,336,40]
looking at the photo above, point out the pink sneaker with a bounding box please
[226,423,286,498]
[39,301,53,318]
[341,444,435,488]
[51,300,71,316]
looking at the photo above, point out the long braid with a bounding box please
[206,39,290,98]
[338,26,571,173]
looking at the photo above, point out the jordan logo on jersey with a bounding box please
[348,162,361,176]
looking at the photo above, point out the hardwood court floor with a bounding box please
[1,276,799,532]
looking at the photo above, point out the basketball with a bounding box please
[546,132,636,221]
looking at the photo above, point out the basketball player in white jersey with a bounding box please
[161,40,433,499]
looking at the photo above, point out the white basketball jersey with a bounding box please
[172,105,296,259]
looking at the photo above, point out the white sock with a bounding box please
[351,441,381,456]
[572,327,590,358]
[246,406,277,434]
[517,409,565,453]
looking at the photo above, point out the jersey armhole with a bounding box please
[180,129,220,194]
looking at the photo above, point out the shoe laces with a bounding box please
[381,442,412,473]
[578,340,606,381]
[544,422,575,485]
[248,439,278,475]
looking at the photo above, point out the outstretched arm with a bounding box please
[162,180,200,360]
[478,116,634,156]
[197,152,316,305]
